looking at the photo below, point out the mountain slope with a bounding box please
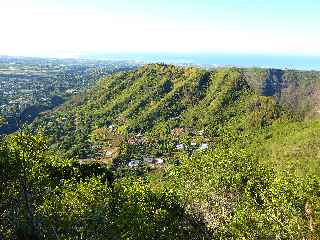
[245,68,320,118]
[32,64,320,159]
[4,64,320,239]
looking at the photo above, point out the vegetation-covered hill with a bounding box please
[244,68,320,119]
[32,64,320,159]
[1,64,320,239]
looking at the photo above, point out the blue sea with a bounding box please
[83,53,320,71]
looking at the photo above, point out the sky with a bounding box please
[0,0,320,58]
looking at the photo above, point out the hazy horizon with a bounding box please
[2,52,320,71]
[1,0,320,58]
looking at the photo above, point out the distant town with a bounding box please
[0,56,138,134]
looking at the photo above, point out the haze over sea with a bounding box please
[83,53,320,71]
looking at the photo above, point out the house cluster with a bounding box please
[128,156,164,168]
[175,142,209,151]
[125,127,209,168]
[65,89,79,95]
[174,129,209,152]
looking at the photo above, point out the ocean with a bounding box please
[83,53,320,71]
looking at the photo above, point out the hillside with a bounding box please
[2,64,320,239]
[32,64,320,159]
[244,68,320,119]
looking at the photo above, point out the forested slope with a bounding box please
[32,64,320,159]
[1,64,320,239]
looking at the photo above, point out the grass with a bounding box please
[252,120,320,176]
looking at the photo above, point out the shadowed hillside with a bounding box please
[32,64,320,159]
[245,68,320,118]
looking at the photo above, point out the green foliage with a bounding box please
[0,131,57,239]
[251,120,320,176]
[2,65,320,239]
[0,131,113,239]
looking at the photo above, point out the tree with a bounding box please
[0,130,50,239]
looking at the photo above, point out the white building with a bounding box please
[198,130,205,136]
[143,156,155,164]
[128,160,140,168]
[198,143,209,151]
[176,144,184,150]
[191,142,197,146]
[105,151,113,158]
[155,158,164,164]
